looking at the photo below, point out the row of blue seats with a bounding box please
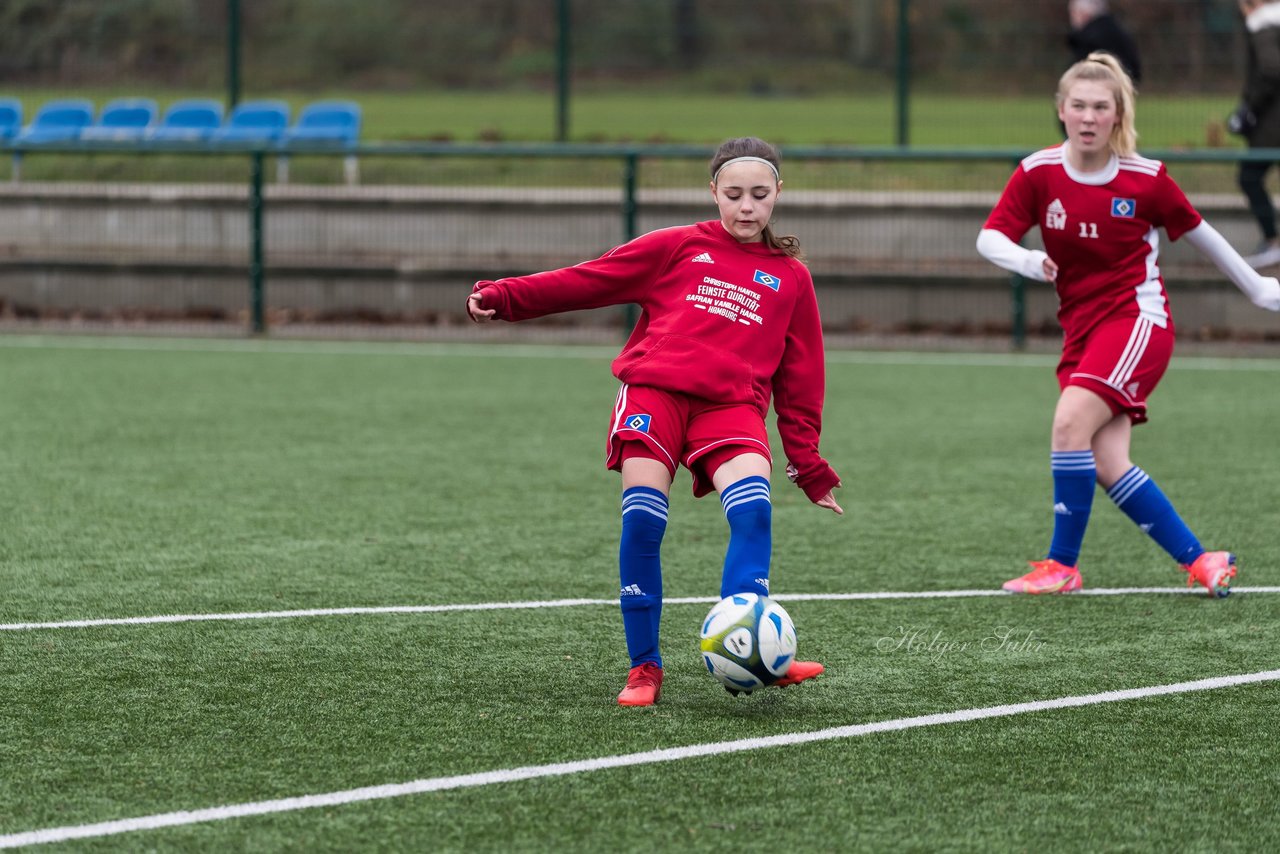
[0,98,361,145]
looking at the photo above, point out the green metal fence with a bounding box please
[0,140,1276,349]
[6,1,1253,149]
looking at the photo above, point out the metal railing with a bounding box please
[0,139,1275,346]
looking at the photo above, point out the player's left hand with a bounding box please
[1250,276,1280,311]
[815,484,843,515]
[467,292,496,322]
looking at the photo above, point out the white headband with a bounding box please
[713,155,780,183]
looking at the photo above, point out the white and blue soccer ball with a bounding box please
[699,593,796,693]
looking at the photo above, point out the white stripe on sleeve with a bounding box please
[976,229,1051,282]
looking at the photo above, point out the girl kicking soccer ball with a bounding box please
[468,137,843,705]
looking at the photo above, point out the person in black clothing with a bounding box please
[1059,1,1142,138]
[1229,0,1280,268]
[1068,0,1142,84]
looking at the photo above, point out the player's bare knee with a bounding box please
[1050,414,1093,451]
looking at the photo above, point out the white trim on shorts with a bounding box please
[1069,316,1154,405]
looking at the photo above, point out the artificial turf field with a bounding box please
[1,334,1277,851]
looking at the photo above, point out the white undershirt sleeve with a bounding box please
[976,229,1051,282]
[1183,221,1280,311]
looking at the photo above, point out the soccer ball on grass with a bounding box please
[699,593,796,695]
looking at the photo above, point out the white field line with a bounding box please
[2,667,1277,849]
[3,587,1280,632]
[2,334,1280,372]
[0,334,622,362]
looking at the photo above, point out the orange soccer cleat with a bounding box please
[1182,551,1236,598]
[1002,558,1083,594]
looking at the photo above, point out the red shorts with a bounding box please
[1058,315,1173,425]
[605,384,771,497]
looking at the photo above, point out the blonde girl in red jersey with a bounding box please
[978,52,1280,597]
[469,137,842,705]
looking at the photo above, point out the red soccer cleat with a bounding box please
[773,659,824,688]
[617,662,663,706]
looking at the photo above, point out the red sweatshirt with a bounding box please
[471,220,840,502]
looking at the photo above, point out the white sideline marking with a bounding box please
[3,587,1279,632]
[2,668,1277,849]
[0,335,621,362]
[2,334,1279,372]
[0,599,610,632]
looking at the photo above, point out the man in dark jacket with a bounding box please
[1068,0,1142,84]
[1230,0,1280,268]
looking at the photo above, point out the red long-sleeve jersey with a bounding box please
[471,220,840,501]
[983,145,1202,343]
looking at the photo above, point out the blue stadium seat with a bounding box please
[0,98,22,141]
[149,99,224,141]
[211,99,290,144]
[15,99,94,144]
[277,100,362,185]
[80,97,158,141]
[281,100,361,146]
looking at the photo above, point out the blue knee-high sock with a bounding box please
[719,476,772,598]
[1106,466,1203,565]
[619,486,667,668]
[1048,450,1096,567]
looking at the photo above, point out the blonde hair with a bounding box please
[1056,51,1138,157]
[709,136,803,261]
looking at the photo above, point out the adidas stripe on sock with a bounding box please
[619,486,668,667]
[1106,466,1203,565]
[1047,450,1096,567]
[719,475,772,598]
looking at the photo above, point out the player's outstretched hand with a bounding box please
[1250,276,1280,311]
[815,484,843,516]
[467,292,496,322]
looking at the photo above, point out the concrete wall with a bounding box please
[0,183,1274,336]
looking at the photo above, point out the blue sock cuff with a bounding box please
[1051,450,1097,473]
[720,476,771,517]
[1106,466,1149,506]
[622,487,669,523]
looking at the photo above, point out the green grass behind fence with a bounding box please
[7,86,1246,148]
[0,87,1249,189]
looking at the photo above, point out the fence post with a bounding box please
[227,0,241,110]
[895,0,910,146]
[249,151,266,335]
[1010,273,1026,351]
[556,0,571,142]
[622,152,638,240]
[1009,156,1026,351]
[622,151,639,333]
